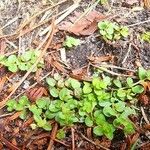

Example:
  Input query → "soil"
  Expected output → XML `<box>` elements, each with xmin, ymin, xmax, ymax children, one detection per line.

<box><xmin>0</xmin><ymin>0</ymin><xmax>150</xmax><ymax>149</ymax></box>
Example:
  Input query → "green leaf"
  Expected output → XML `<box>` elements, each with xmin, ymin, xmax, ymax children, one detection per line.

<box><xmin>21</xmin><ymin>51</ymin><xmax>33</xmax><ymax>61</ymax></box>
<box><xmin>70</xmin><ymin>78</ymin><xmax>81</xmax><ymax>89</ymax></box>
<box><xmin>94</xmin><ymin>113</ymin><xmax>106</xmax><ymax>125</ymax></box>
<box><xmin>18</xmin><ymin>62</ymin><xmax>28</xmax><ymax>71</ymax></box>
<box><xmin>132</xmin><ymin>85</ymin><xmax>144</xmax><ymax>94</ymax></box>
<box><xmin>83</xmin><ymin>83</ymin><xmax>92</xmax><ymax>94</ymax></box>
<box><xmin>127</xmin><ymin>77</ymin><xmax>133</xmax><ymax>87</ymax></box>
<box><xmin>46</xmin><ymin>77</ymin><xmax>56</xmax><ymax>87</ymax></box>
<box><xmin>54</xmin><ymin>73</ymin><xmax>61</xmax><ymax>81</ymax></box>
<box><xmin>50</xmin><ymin>87</ymin><xmax>59</xmax><ymax>98</ymax></box>
<box><xmin>138</xmin><ymin>67</ymin><xmax>147</xmax><ymax>80</ymax></box>
<box><xmin>45</xmin><ymin>110</ymin><xmax>56</xmax><ymax>119</ymax></box>
<box><xmin>103</xmin><ymin>105</ymin><xmax>117</xmax><ymax>117</ymax></box>
<box><xmin>93</xmin><ymin>126</ymin><xmax>103</xmax><ymax>136</ymax></box>
<box><xmin>57</xmin><ymin>78</ymin><xmax>64</xmax><ymax>88</ymax></box>
<box><xmin>36</xmin><ymin>97</ymin><xmax>50</xmax><ymax>109</ymax></box>
<box><xmin>146</xmin><ymin>70</ymin><xmax>150</xmax><ymax>80</ymax></box>
<box><xmin>19</xmin><ymin>96</ymin><xmax>30</xmax><ymax>106</ymax></box>
<box><xmin>103</xmin><ymin>123</ymin><xmax>115</xmax><ymax>140</ymax></box>
<box><xmin>7</xmin><ymin>55</ymin><xmax>17</xmax><ymax>63</ymax></box>
<box><xmin>29</xmin><ymin>105</ymin><xmax>42</xmax><ymax>115</ymax></box>
<box><xmin>19</xmin><ymin>109</ymin><xmax>28</xmax><ymax>120</ymax></box>
<box><xmin>85</xmin><ymin>116</ymin><xmax>93</xmax><ymax>127</ymax></box>
<box><xmin>43</xmin><ymin>122</ymin><xmax>52</xmax><ymax>131</ymax></box>
<box><xmin>64</xmin><ymin>36</ymin><xmax>80</xmax><ymax>48</ymax></box>
<box><xmin>6</xmin><ymin>99</ymin><xmax>17</xmax><ymax>111</ymax></box>
<box><xmin>59</xmin><ymin>88</ymin><xmax>71</xmax><ymax>100</ymax></box>
<box><xmin>8</xmin><ymin>64</ymin><xmax>18</xmax><ymax>72</ymax></box>
<box><xmin>56</xmin><ymin>129</ymin><xmax>66</xmax><ymax>139</ymax></box>
<box><xmin>117</xmin><ymin>89</ymin><xmax>126</xmax><ymax>99</ymax></box>
<box><xmin>120</xmin><ymin>26</ymin><xmax>129</xmax><ymax>37</ymax></box>
<box><xmin>113</xmin><ymin>79</ymin><xmax>122</xmax><ymax>88</ymax></box>
<box><xmin>114</xmin><ymin>101</ymin><xmax>125</xmax><ymax>112</ymax></box>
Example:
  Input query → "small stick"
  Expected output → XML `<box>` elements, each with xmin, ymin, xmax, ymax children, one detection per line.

<box><xmin>127</xmin><ymin>19</ymin><xmax>150</xmax><ymax>27</ymax></box>
<box><xmin>79</xmin><ymin>132</ymin><xmax>110</xmax><ymax>150</ymax></box>
<box><xmin>71</xmin><ymin>127</ymin><xmax>75</xmax><ymax>150</ymax></box>
<box><xmin>141</xmin><ymin>107</ymin><xmax>150</xmax><ymax>124</ymax></box>
<box><xmin>91</xmin><ymin>64</ymin><xmax>134</xmax><ymax>77</ymax></box>
<box><xmin>0</xmin><ymin>112</ymin><xmax>14</xmax><ymax>119</ymax></box>
<box><xmin>47</xmin><ymin>123</ymin><xmax>58</xmax><ymax>150</ymax></box>
<box><xmin>122</xmin><ymin>43</ymin><xmax>132</xmax><ymax>64</ymax></box>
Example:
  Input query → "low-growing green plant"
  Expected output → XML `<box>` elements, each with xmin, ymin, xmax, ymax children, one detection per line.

<box><xmin>141</xmin><ymin>31</ymin><xmax>150</xmax><ymax>43</ymax></box>
<box><xmin>98</xmin><ymin>20</ymin><xmax>129</xmax><ymax>41</ymax></box>
<box><xmin>0</xmin><ymin>50</ymin><xmax>44</xmax><ymax>72</ymax></box>
<box><xmin>63</xmin><ymin>36</ymin><xmax>80</xmax><ymax>48</ymax></box>
<box><xmin>99</xmin><ymin>0</ymin><xmax>108</xmax><ymax>5</ymax></box>
<box><xmin>6</xmin><ymin>68</ymin><xmax>149</xmax><ymax>139</ymax></box>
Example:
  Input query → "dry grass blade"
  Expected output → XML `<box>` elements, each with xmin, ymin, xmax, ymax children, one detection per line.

<box><xmin>0</xmin><ymin>19</ymin><xmax>55</xmax><ymax>109</ymax></box>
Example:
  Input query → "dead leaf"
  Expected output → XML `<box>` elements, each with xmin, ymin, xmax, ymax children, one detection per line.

<box><xmin>59</xmin><ymin>10</ymin><xmax>107</xmax><ymax>36</ymax></box>
<box><xmin>88</xmin><ymin>55</ymin><xmax>113</xmax><ymax>63</ymax></box>
<box><xmin>143</xmin><ymin>0</ymin><xmax>150</xmax><ymax>9</ymax></box>
<box><xmin>26</xmin><ymin>87</ymin><xmax>47</xmax><ymax>102</ymax></box>
<box><xmin>138</xmin><ymin>94</ymin><xmax>149</xmax><ymax>105</ymax></box>
<box><xmin>0</xmin><ymin>76</ymin><xmax>6</xmax><ymax>93</ymax></box>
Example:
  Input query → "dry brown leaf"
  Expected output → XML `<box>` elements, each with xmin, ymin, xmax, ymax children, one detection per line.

<box><xmin>144</xmin><ymin>0</ymin><xmax>150</xmax><ymax>9</ymax></box>
<box><xmin>88</xmin><ymin>55</ymin><xmax>113</xmax><ymax>64</ymax></box>
<box><xmin>59</xmin><ymin>10</ymin><xmax>107</xmax><ymax>35</ymax></box>
<box><xmin>26</xmin><ymin>87</ymin><xmax>47</xmax><ymax>102</ymax></box>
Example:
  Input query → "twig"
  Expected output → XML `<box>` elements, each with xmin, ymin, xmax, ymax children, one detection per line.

<box><xmin>0</xmin><ymin>19</ymin><xmax>55</xmax><ymax>109</ymax></box>
<box><xmin>0</xmin><ymin>112</ymin><xmax>14</xmax><ymax>119</ymax></box>
<box><xmin>91</xmin><ymin>64</ymin><xmax>134</xmax><ymax>77</ymax></box>
<box><xmin>47</xmin><ymin>123</ymin><xmax>58</xmax><ymax>150</ymax></box>
<box><xmin>99</xmin><ymin>64</ymin><xmax>136</xmax><ymax>72</ymax></box>
<box><xmin>127</xmin><ymin>19</ymin><xmax>150</xmax><ymax>27</ymax></box>
<box><xmin>79</xmin><ymin>132</ymin><xmax>110</xmax><ymax>150</ymax></box>
<box><xmin>122</xmin><ymin>43</ymin><xmax>132</xmax><ymax>64</ymax></box>
<box><xmin>141</xmin><ymin>107</ymin><xmax>150</xmax><ymax>124</ymax></box>
<box><xmin>71</xmin><ymin>127</ymin><xmax>75</xmax><ymax>150</ymax></box>
<box><xmin>0</xmin><ymin>17</ymin><xmax>18</xmax><ymax>30</ymax></box>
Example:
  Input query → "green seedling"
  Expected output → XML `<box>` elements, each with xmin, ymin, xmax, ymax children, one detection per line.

<box><xmin>63</xmin><ymin>36</ymin><xmax>80</xmax><ymax>48</ymax></box>
<box><xmin>6</xmin><ymin>69</ymin><xmax>148</xmax><ymax>140</ymax></box>
<box><xmin>141</xmin><ymin>31</ymin><xmax>150</xmax><ymax>43</ymax></box>
<box><xmin>98</xmin><ymin>20</ymin><xmax>129</xmax><ymax>41</ymax></box>
<box><xmin>0</xmin><ymin>50</ymin><xmax>44</xmax><ymax>73</ymax></box>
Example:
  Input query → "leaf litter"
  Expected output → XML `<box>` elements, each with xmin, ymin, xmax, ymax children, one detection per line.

<box><xmin>0</xmin><ymin>0</ymin><xmax>150</xmax><ymax>150</ymax></box>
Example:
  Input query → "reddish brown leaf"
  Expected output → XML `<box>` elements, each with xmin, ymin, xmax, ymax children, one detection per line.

<box><xmin>26</xmin><ymin>87</ymin><xmax>48</xmax><ymax>102</ymax></box>
<box><xmin>138</xmin><ymin>94</ymin><xmax>149</xmax><ymax>105</ymax></box>
<box><xmin>59</xmin><ymin>10</ymin><xmax>107</xmax><ymax>36</ymax></box>
<box><xmin>0</xmin><ymin>76</ymin><xmax>6</xmax><ymax>93</ymax></box>
<box><xmin>88</xmin><ymin>55</ymin><xmax>114</xmax><ymax>64</ymax></box>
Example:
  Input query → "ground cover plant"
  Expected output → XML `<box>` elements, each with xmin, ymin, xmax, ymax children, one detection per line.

<box><xmin>0</xmin><ymin>0</ymin><xmax>150</xmax><ymax>149</ymax></box>
<box><xmin>6</xmin><ymin>67</ymin><xmax>149</xmax><ymax>140</ymax></box>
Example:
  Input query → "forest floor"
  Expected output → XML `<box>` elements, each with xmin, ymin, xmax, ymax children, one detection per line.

<box><xmin>0</xmin><ymin>0</ymin><xmax>150</xmax><ymax>149</ymax></box>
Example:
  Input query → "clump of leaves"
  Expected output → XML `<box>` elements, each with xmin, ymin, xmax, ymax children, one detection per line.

<box><xmin>98</xmin><ymin>20</ymin><xmax>129</xmax><ymax>41</ymax></box>
<box><xmin>63</xmin><ymin>36</ymin><xmax>80</xmax><ymax>48</ymax></box>
<box><xmin>141</xmin><ymin>31</ymin><xmax>150</xmax><ymax>43</ymax></box>
<box><xmin>6</xmin><ymin>68</ymin><xmax>148</xmax><ymax>139</ymax></box>
<box><xmin>0</xmin><ymin>50</ymin><xmax>44</xmax><ymax>72</ymax></box>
